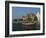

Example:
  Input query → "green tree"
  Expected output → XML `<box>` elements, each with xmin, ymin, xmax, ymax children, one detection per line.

<box><xmin>27</xmin><ymin>14</ymin><xmax>33</xmax><ymax>22</ymax></box>
<box><xmin>34</xmin><ymin>16</ymin><xmax>38</xmax><ymax>21</ymax></box>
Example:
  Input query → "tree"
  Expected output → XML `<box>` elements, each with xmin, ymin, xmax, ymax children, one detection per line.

<box><xmin>34</xmin><ymin>16</ymin><xmax>38</xmax><ymax>21</ymax></box>
<box><xmin>27</xmin><ymin>14</ymin><xmax>33</xmax><ymax>23</ymax></box>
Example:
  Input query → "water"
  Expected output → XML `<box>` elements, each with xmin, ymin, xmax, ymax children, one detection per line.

<box><xmin>12</xmin><ymin>23</ymin><xmax>40</xmax><ymax>31</ymax></box>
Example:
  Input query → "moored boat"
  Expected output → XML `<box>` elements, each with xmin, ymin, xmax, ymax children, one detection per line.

<box><xmin>22</xmin><ymin>23</ymin><xmax>35</xmax><ymax>25</ymax></box>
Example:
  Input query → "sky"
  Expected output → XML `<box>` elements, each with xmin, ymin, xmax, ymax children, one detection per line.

<box><xmin>12</xmin><ymin>7</ymin><xmax>40</xmax><ymax>19</ymax></box>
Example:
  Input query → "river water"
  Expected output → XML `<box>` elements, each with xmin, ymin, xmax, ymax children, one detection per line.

<box><xmin>12</xmin><ymin>23</ymin><xmax>40</xmax><ymax>31</ymax></box>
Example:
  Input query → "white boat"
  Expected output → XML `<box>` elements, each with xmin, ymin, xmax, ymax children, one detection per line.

<box><xmin>22</xmin><ymin>23</ymin><xmax>35</xmax><ymax>25</ymax></box>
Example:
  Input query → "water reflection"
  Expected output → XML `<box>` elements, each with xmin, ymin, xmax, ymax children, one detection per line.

<box><xmin>12</xmin><ymin>22</ymin><xmax>40</xmax><ymax>31</ymax></box>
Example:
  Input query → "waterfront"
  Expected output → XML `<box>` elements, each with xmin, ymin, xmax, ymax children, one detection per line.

<box><xmin>12</xmin><ymin>22</ymin><xmax>40</xmax><ymax>31</ymax></box>
<box><xmin>12</xmin><ymin>7</ymin><xmax>40</xmax><ymax>31</ymax></box>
